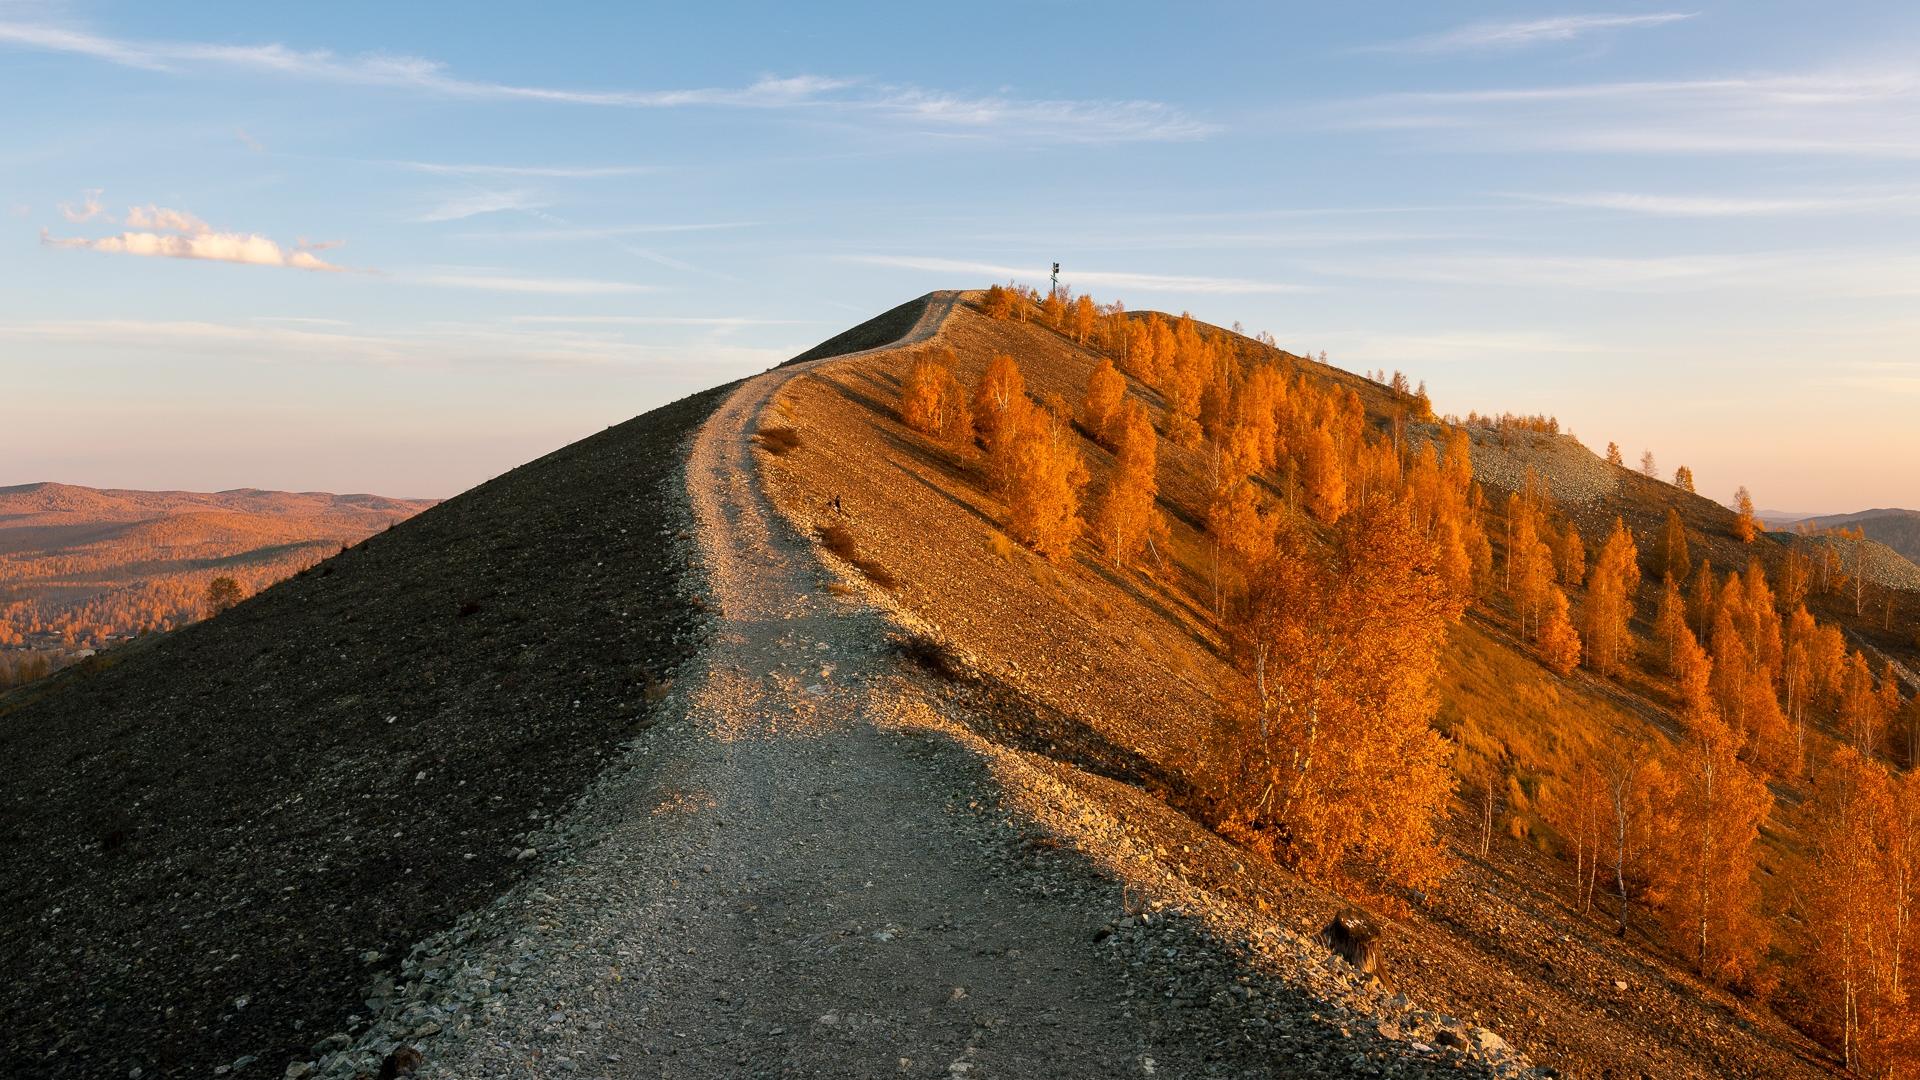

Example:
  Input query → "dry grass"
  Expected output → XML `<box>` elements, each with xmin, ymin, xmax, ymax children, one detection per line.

<box><xmin>754</xmin><ymin>426</ymin><xmax>801</xmax><ymax>456</ymax></box>
<box><xmin>816</xmin><ymin>522</ymin><xmax>900</xmax><ymax>589</ymax></box>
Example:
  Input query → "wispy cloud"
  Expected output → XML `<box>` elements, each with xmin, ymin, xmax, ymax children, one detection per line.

<box><xmin>1295</xmin><ymin>329</ymin><xmax>1614</xmax><ymax>366</ymax></box>
<box><xmin>0</xmin><ymin>317</ymin><xmax>789</xmax><ymax>370</ymax></box>
<box><xmin>398</xmin><ymin>161</ymin><xmax>656</xmax><ymax>179</ymax></box>
<box><xmin>58</xmin><ymin>188</ymin><xmax>107</xmax><ymax>223</ymax></box>
<box><xmin>0</xmin><ymin>21</ymin><xmax>1213</xmax><ymax>142</ymax></box>
<box><xmin>1322</xmin><ymin>70</ymin><xmax>1920</xmax><ymax>158</ymax></box>
<box><xmin>1506</xmin><ymin>190</ymin><xmax>1920</xmax><ymax>217</ymax></box>
<box><xmin>843</xmin><ymin>255</ymin><xmax>1312</xmax><ymax>295</ymax></box>
<box><xmin>1314</xmin><ymin>249</ymin><xmax>1920</xmax><ymax>297</ymax></box>
<box><xmin>460</xmin><ymin>221</ymin><xmax>760</xmax><ymax>241</ymax></box>
<box><xmin>43</xmin><ymin>202</ymin><xmax>346</xmax><ymax>272</ymax></box>
<box><xmin>125</xmin><ymin>204</ymin><xmax>209</xmax><ymax>232</ymax></box>
<box><xmin>509</xmin><ymin>314</ymin><xmax>818</xmax><ymax>327</ymax></box>
<box><xmin>415</xmin><ymin>190</ymin><xmax>548</xmax><ymax>223</ymax></box>
<box><xmin>411</xmin><ymin>272</ymin><xmax>656</xmax><ymax>295</ymax></box>
<box><xmin>1371</xmin><ymin>13</ymin><xmax>1696</xmax><ymax>54</ymax></box>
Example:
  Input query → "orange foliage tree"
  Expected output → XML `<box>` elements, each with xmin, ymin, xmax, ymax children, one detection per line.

<box><xmin>1733</xmin><ymin>486</ymin><xmax>1760</xmax><ymax>543</ymax></box>
<box><xmin>1207</xmin><ymin>498</ymin><xmax>1466</xmax><ymax>889</ymax></box>
<box><xmin>1068</xmin><ymin>293</ymin><xmax>1098</xmax><ymax>344</ymax></box>
<box><xmin>1091</xmin><ymin>400</ymin><xmax>1162</xmax><ymax>567</ymax></box>
<box><xmin>1798</xmin><ymin>749</ymin><xmax>1920</xmax><ymax>1075</ymax></box>
<box><xmin>1539</xmin><ymin>587</ymin><xmax>1584</xmax><ymax>676</ymax></box>
<box><xmin>999</xmin><ymin>400</ymin><xmax>1089</xmax><ymax>561</ymax></box>
<box><xmin>1582</xmin><ymin>518</ymin><xmax>1641</xmax><ymax>677</ymax></box>
<box><xmin>1081</xmin><ymin>357</ymin><xmax>1127</xmax><ymax>444</ymax></box>
<box><xmin>1657</xmin><ymin>508</ymin><xmax>1691</xmax><ymax>581</ymax></box>
<box><xmin>900</xmin><ymin>351</ymin><xmax>974</xmax><ymax>447</ymax></box>
<box><xmin>980</xmin><ymin>283</ymin><xmax>1027</xmax><ymax>321</ymax></box>
<box><xmin>1647</xmin><ymin>709</ymin><xmax>1771</xmax><ymax>988</ymax></box>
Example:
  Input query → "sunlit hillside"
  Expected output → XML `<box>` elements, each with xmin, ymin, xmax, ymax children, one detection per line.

<box><xmin>757</xmin><ymin>287</ymin><xmax>1918</xmax><ymax>1078</ymax></box>
<box><xmin>0</xmin><ymin>482</ymin><xmax>436</xmax><ymax>660</ymax></box>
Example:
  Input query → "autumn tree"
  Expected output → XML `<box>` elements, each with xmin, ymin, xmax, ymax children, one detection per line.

<box><xmin>1207</xmin><ymin>479</ymin><xmax>1273</xmax><ymax>615</ymax></box>
<box><xmin>1540</xmin><ymin>586</ymin><xmax>1584</xmax><ymax>675</ymax></box>
<box><xmin>1880</xmin><ymin>662</ymin><xmax>1911</xmax><ymax>767</ymax></box>
<box><xmin>1504</xmin><ymin>482</ymin><xmax>1555</xmax><ymax>636</ymax></box>
<box><xmin>900</xmin><ymin>351</ymin><xmax>974</xmax><ymax>447</ymax></box>
<box><xmin>206</xmin><ymin>576</ymin><xmax>243</xmax><ymax>615</ymax></box>
<box><xmin>1121</xmin><ymin>318</ymin><xmax>1157</xmax><ymax>383</ymax></box>
<box><xmin>1208</xmin><ymin>498</ymin><xmax>1466</xmax><ymax>889</ymax></box>
<box><xmin>1798</xmin><ymin>749</ymin><xmax>1920</xmax><ymax>1074</ymax></box>
<box><xmin>1655</xmin><ymin>574</ymin><xmax>1689</xmax><ymax>673</ymax></box>
<box><xmin>1081</xmin><ymin>357</ymin><xmax>1127</xmax><ymax>444</ymax></box>
<box><xmin>1647</xmin><ymin>710</ymin><xmax>1771</xmax><ymax>987</ymax></box>
<box><xmin>1582</xmin><ymin>518</ymin><xmax>1642</xmax><ymax>677</ymax></box>
<box><xmin>1301</xmin><ymin>424</ymin><xmax>1348</xmax><ymax>524</ymax></box>
<box><xmin>1674</xmin><ymin>465</ymin><xmax>1696</xmax><ymax>493</ymax></box>
<box><xmin>980</xmin><ymin>283</ymin><xmax>1026</xmax><ymax>321</ymax></box>
<box><xmin>1091</xmin><ymin>400</ymin><xmax>1162</xmax><ymax>567</ymax></box>
<box><xmin>1550</xmin><ymin>756</ymin><xmax>1612</xmax><ymax>913</ymax></box>
<box><xmin>1640</xmin><ymin>449</ymin><xmax>1659</xmax><ymax>478</ymax></box>
<box><xmin>1733</xmin><ymin>486</ymin><xmax>1760</xmax><ymax>543</ymax></box>
<box><xmin>1603</xmin><ymin>739</ymin><xmax>1663</xmax><ymax>936</ymax></box>
<box><xmin>1000</xmin><ymin>401</ymin><xmax>1089</xmax><ymax>561</ymax></box>
<box><xmin>1038</xmin><ymin>287</ymin><xmax>1066</xmax><ymax>330</ymax></box>
<box><xmin>1841</xmin><ymin>651</ymin><xmax>1888</xmax><ymax>757</ymax></box>
<box><xmin>1606</xmin><ymin>442</ymin><xmax>1625</xmax><ymax>467</ymax></box>
<box><xmin>972</xmin><ymin>353</ymin><xmax>1030</xmax><ymax>495</ymax></box>
<box><xmin>1068</xmin><ymin>293</ymin><xmax>1098</xmax><ymax>344</ymax></box>
<box><xmin>1556</xmin><ymin>523</ymin><xmax>1588</xmax><ymax>588</ymax></box>
<box><xmin>1657</xmin><ymin>508</ymin><xmax>1691</xmax><ymax>581</ymax></box>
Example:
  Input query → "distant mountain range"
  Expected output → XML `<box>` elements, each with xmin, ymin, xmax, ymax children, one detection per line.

<box><xmin>1785</xmin><ymin>508</ymin><xmax>1920</xmax><ymax>568</ymax></box>
<box><xmin>0</xmin><ymin>481</ymin><xmax>436</xmax><ymax>652</ymax></box>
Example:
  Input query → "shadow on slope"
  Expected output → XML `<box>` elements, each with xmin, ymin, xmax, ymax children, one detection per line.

<box><xmin>0</xmin><ymin>384</ymin><xmax>731</xmax><ymax>1079</ymax></box>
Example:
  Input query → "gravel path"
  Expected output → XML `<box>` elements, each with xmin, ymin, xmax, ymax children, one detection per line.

<box><xmin>305</xmin><ymin>293</ymin><xmax>1513</xmax><ymax>1079</ymax></box>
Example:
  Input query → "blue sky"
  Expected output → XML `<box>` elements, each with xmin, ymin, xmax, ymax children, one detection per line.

<box><xmin>4</xmin><ymin>2</ymin><xmax>1917</xmax><ymax>510</ymax></box>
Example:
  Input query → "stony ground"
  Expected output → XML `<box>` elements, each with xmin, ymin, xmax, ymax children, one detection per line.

<box><xmin>0</xmin><ymin>383</ymin><xmax>729</xmax><ymax>1079</ymax></box>
<box><xmin>287</xmin><ymin>294</ymin><xmax>1531</xmax><ymax>1080</ymax></box>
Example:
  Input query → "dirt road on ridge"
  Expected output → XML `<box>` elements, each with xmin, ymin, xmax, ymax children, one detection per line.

<box><xmin>405</xmin><ymin>291</ymin><xmax>1480</xmax><ymax>1078</ymax></box>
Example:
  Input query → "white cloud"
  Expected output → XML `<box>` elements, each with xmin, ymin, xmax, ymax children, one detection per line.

<box><xmin>1312</xmin><ymin>249</ymin><xmax>1920</xmax><ymax>297</ymax></box>
<box><xmin>1322</xmin><ymin>70</ymin><xmax>1920</xmax><ymax>159</ymax></box>
<box><xmin>124</xmin><ymin>204</ymin><xmax>210</xmax><ymax>232</ymax></box>
<box><xmin>0</xmin><ymin>317</ymin><xmax>793</xmax><ymax>371</ymax></box>
<box><xmin>843</xmin><ymin>255</ymin><xmax>1312</xmax><ymax>295</ymax></box>
<box><xmin>58</xmin><ymin>188</ymin><xmax>107</xmax><ymax>222</ymax></box>
<box><xmin>43</xmin><ymin>228</ymin><xmax>344</xmax><ymax>271</ymax></box>
<box><xmin>1295</xmin><ymin>329</ymin><xmax>1614</xmax><ymax>365</ymax></box>
<box><xmin>415</xmin><ymin>190</ymin><xmax>548</xmax><ymax>223</ymax></box>
<box><xmin>459</xmin><ymin>221</ymin><xmax>759</xmax><ymax>241</ymax></box>
<box><xmin>1372</xmin><ymin>13</ymin><xmax>1696</xmax><ymax>53</ymax></box>
<box><xmin>1506</xmin><ymin>190</ymin><xmax>1920</xmax><ymax>217</ymax></box>
<box><xmin>412</xmin><ymin>272</ymin><xmax>656</xmax><ymax>295</ymax></box>
<box><xmin>509</xmin><ymin>314</ymin><xmax>820</xmax><ymax>328</ymax></box>
<box><xmin>399</xmin><ymin>161</ymin><xmax>655</xmax><ymax>179</ymax></box>
<box><xmin>44</xmin><ymin>201</ymin><xmax>346</xmax><ymax>271</ymax></box>
<box><xmin>0</xmin><ymin>22</ymin><xmax>1213</xmax><ymax>142</ymax></box>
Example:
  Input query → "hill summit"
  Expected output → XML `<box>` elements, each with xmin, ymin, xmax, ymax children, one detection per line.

<box><xmin>3</xmin><ymin>289</ymin><xmax>1916</xmax><ymax>1079</ymax></box>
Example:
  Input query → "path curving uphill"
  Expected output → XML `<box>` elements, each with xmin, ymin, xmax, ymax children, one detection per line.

<box><xmin>359</xmin><ymin>291</ymin><xmax>1504</xmax><ymax>1079</ymax></box>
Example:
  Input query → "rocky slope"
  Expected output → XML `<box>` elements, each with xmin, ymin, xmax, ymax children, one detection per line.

<box><xmin>0</xmin><ymin>387</ymin><xmax>725</xmax><ymax>1078</ymax></box>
